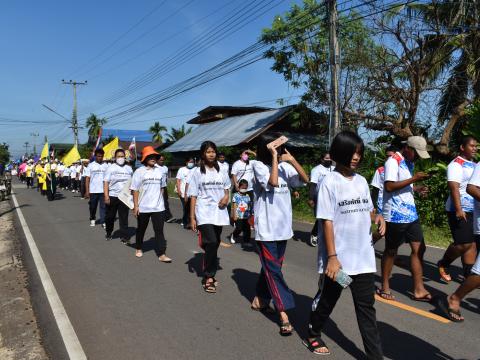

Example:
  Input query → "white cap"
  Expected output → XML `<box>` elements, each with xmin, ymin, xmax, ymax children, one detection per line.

<box><xmin>405</xmin><ymin>136</ymin><xmax>430</xmax><ymax>159</ymax></box>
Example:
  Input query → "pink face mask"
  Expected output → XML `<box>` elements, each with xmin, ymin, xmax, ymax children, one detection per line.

<box><xmin>241</xmin><ymin>154</ymin><xmax>249</xmax><ymax>161</ymax></box>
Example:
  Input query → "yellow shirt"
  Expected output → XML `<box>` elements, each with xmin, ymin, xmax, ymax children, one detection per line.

<box><xmin>36</xmin><ymin>165</ymin><xmax>45</xmax><ymax>184</ymax></box>
<box><xmin>26</xmin><ymin>165</ymin><xmax>33</xmax><ymax>177</ymax></box>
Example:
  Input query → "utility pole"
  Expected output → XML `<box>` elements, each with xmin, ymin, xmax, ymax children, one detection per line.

<box><xmin>30</xmin><ymin>132</ymin><xmax>39</xmax><ymax>156</ymax></box>
<box><xmin>24</xmin><ymin>142</ymin><xmax>30</xmax><ymax>156</ymax></box>
<box><xmin>327</xmin><ymin>0</ymin><xmax>341</xmax><ymax>144</ymax></box>
<box><xmin>62</xmin><ymin>80</ymin><xmax>87</xmax><ymax>147</ymax></box>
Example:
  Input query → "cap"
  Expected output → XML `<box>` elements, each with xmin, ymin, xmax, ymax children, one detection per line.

<box><xmin>141</xmin><ymin>146</ymin><xmax>159</xmax><ymax>162</ymax></box>
<box><xmin>405</xmin><ymin>136</ymin><xmax>431</xmax><ymax>159</ymax></box>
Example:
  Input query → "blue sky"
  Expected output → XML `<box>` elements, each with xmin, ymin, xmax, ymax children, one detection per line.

<box><xmin>0</xmin><ymin>0</ymin><xmax>305</xmax><ymax>158</ymax></box>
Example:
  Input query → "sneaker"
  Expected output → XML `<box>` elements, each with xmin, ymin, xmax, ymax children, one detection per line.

<box><xmin>165</xmin><ymin>217</ymin><xmax>175</xmax><ymax>223</ymax></box>
<box><xmin>229</xmin><ymin>235</ymin><xmax>236</xmax><ymax>244</ymax></box>
<box><xmin>309</xmin><ymin>234</ymin><xmax>318</xmax><ymax>247</ymax></box>
<box><xmin>90</xmin><ymin>220</ymin><xmax>95</xmax><ymax>227</ymax></box>
<box><xmin>105</xmin><ymin>233</ymin><xmax>112</xmax><ymax>241</ymax></box>
<box><xmin>102</xmin><ymin>223</ymin><xmax>106</xmax><ymax>229</ymax></box>
<box><xmin>121</xmin><ymin>238</ymin><xmax>130</xmax><ymax>245</ymax></box>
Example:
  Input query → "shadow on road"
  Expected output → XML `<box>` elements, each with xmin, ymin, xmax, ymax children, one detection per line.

<box><xmin>185</xmin><ymin>252</ymin><xmax>204</xmax><ymax>278</ymax></box>
<box><xmin>112</xmin><ymin>226</ymin><xmax>136</xmax><ymax>240</ymax></box>
<box><xmin>0</xmin><ymin>204</ymin><xmax>30</xmax><ymax>217</ymax></box>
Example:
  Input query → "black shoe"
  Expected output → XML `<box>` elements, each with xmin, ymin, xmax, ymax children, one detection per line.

<box><xmin>120</xmin><ymin>238</ymin><xmax>130</xmax><ymax>245</ymax></box>
<box><xmin>165</xmin><ymin>217</ymin><xmax>175</xmax><ymax>223</ymax></box>
<box><xmin>105</xmin><ymin>233</ymin><xmax>112</xmax><ymax>241</ymax></box>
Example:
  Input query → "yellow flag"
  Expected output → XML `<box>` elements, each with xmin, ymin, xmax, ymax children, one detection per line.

<box><xmin>62</xmin><ymin>146</ymin><xmax>81</xmax><ymax>166</ymax></box>
<box><xmin>40</xmin><ymin>142</ymin><xmax>49</xmax><ymax>159</ymax></box>
<box><xmin>102</xmin><ymin>137</ymin><xmax>119</xmax><ymax>160</ymax></box>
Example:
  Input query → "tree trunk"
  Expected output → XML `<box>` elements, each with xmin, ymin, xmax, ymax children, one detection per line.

<box><xmin>435</xmin><ymin>100</ymin><xmax>469</xmax><ymax>155</ymax></box>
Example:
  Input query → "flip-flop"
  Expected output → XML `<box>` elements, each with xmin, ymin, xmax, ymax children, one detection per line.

<box><xmin>439</xmin><ymin>298</ymin><xmax>464</xmax><ymax>322</ymax></box>
<box><xmin>279</xmin><ymin>322</ymin><xmax>293</xmax><ymax>336</ymax></box>
<box><xmin>376</xmin><ymin>288</ymin><xmax>395</xmax><ymax>301</ymax></box>
<box><xmin>135</xmin><ymin>251</ymin><xmax>143</xmax><ymax>258</ymax></box>
<box><xmin>411</xmin><ymin>293</ymin><xmax>432</xmax><ymax>303</ymax></box>
<box><xmin>302</xmin><ymin>337</ymin><xmax>331</xmax><ymax>356</ymax></box>
<box><xmin>437</xmin><ymin>261</ymin><xmax>452</xmax><ymax>282</ymax></box>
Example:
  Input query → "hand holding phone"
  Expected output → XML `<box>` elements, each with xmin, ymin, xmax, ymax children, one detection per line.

<box><xmin>267</xmin><ymin>135</ymin><xmax>288</xmax><ymax>150</ymax></box>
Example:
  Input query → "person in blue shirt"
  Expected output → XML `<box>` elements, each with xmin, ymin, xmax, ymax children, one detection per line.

<box><xmin>227</xmin><ymin>179</ymin><xmax>252</xmax><ymax>244</ymax></box>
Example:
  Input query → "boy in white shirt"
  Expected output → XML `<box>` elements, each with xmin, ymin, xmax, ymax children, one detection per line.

<box><xmin>85</xmin><ymin>149</ymin><xmax>108</xmax><ymax>227</ymax></box>
<box><xmin>176</xmin><ymin>157</ymin><xmax>195</xmax><ymax>229</ymax></box>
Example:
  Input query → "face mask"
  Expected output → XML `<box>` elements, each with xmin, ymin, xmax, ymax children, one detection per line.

<box><xmin>116</xmin><ymin>158</ymin><xmax>125</xmax><ymax>165</ymax></box>
<box><xmin>187</xmin><ymin>162</ymin><xmax>194</xmax><ymax>169</ymax></box>
<box><xmin>239</xmin><ymin>189</ymin><xmax>248</xmax><ymax>194</ymax></box>
<box><xmin>241</xmin><ymin>154</ymin><xmax>249</xmax><ymax>161</ymax></box>
<box><xmin>323</xmin><ymin>160</ymin><xmax>332</xmax><ymax>167</ymax></box>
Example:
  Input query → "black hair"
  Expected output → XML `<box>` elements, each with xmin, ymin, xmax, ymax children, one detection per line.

<box><xmin>199</xmin><ymin>141</ymin><xmax>219</xmax><ymax>174</ymax></box>
<box><xmin>329</xmin><ymin>130</ymin><xmax>365</xmax><ymax>167</ymax></box>
<box><xmin>238</xmin><ymin>179</ymin><xmax>248</xmax><ymax>187</ymax></box>
<box><xmin>142</xmin><ymin>154</ymin><xmax>157</xmax><ymax>165</ymax></box>
<box><xmin>385</xmin><ymin>145</ymin><xmax>398</xmax><ymax>153</ymax></box>
<box><xmin>185</xmin><ymin>157</ymin><xmax>194</xmax><ymax>164</ymax></box>
<box><xmin>256</xmin><ymin>133</ymin><xmax>285</xmax><ymax>166</ymax></box>
<box><xmin>95</xmin><ymin>148</ymin><xmax>105</xmax><ymax>155</ymax></box>
<box><xmin>114</xmin><ymin>148</ymin><xmax>125</xmax><ymax>157</ymax></box>
<box><xmin>217</xmin><ymin>152</ymin><xmax>225</xmax><ymax>157</ymax></box>
<box><xmin>158</xmin><ymin>153</ymin><xmax>165</xmax><ymax>159</ymax></box>
<box><xmin>460</xmin><ymin>135</ymin><xmax>477</xmax><ymax>148</ymax></box>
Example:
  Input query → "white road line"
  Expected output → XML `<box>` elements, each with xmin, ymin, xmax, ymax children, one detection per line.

<box><xmin>11</xmin><ymin>192</ymin><xmax>87</xmax><ymax>360</ymax></box>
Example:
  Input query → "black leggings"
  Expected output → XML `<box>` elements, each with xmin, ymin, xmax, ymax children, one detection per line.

<box><xmin>198</xmin><ymin>224</ymin><xmax>222</xmax><ymax>278</ymax></box>
<box><xmin>136</xmin><ymin>211</ymin><xmax>166</xmax><ymax>255</ymax></box>
<box><xmin>105</xmin><ymin>197</ymin><xmax>129</xmax><ymax>237</ymax></box>
<box><xmin>309</xmin><ymin>273</ymin><xmax>383</xmax><ymax>360</ymax></box>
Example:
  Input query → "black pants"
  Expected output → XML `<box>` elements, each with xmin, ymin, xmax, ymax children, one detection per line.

<box><xmin>180</xmin><ymin>197</ymin><xmax>190</xmax><ymax>227</ymax></box>
<box><xmin>232</xmin><ymin>218</ymin><xmax>251</xmax><ymax>242</ymax></box>
<box><xmin>46</xmin><ymin>176</ymin><xmax>56</xmax><ymax>201</ymax></box>
<box><xmin>63</xmin><ymin>176</ymin><xmax>70</xmax><ymax>190</ymax></box>
<box><xmin>105</xmin><ymin>197</ymin><xmax>129</xmax><ymax>237</ymax></box>
<box><xmin>309</xmin><ymin>273</ymin><xmax>383</xmax><ymax>360</ymax></box>
<box><xmin>89</xmin><ymin>193</ymin><xmax>105</xmax><ymax>222</ymax></box>
<box><xmin>163</xmin><ymin>189</ymin><xmax>172</xmax><ymax>219</ymax></box>
<box><xmin>198</xmin><ymin>224</ymin><xmax>222</xmax><ymax>278</ymax></box>
<box><xmin>80</xmin><ymin>177</ymin><xmax>86</xmax><ymax>198</ymax></box>
<box><xmin>26</xmin><ymin>177</ymin><xmax>33</xmax><ymax>188</ymax></box>
<box><xmin>136</xmin><ymin>211</ymin><xmax>166</xmax><ymax>255</ymax></box>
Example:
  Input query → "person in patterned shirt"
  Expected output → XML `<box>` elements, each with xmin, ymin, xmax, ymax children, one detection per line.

<box><xmin>227</xmin><ymin>179</ymin><xmax>251</xmax><ymax>244</ymax></box>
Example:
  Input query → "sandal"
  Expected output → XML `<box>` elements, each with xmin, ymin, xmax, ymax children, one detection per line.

<box><xmin>411</xmin><ymin>293</ymin><xmax>432</xmax><ymax>303</ymax></box>
<box><xmin>439</xmin><ymin>298</ymin><xmax>464</xmax><ymax>322</ymax></box>
<box><xmin>437</xmin><ymin>261</ymin><xmax>452</xmax><ymax>282</ymax></box>
<box><xmin>135</xmin><ymin>250</ymin><xmax>143</xmax><ymax>258</ymax></box>
<box><xmin>376</xmin><ymin>288</ymin><xmax>395</xmax><ymax>301</ymax></box>
<box><xmin>203</xmin><ymin>278</ymin><xmax>216</xmax><ymax>293</ymax></box>
<box><xmin>303</xmin><ymin>337</ymin><xmax>330</xmax><ymax>355</ymax></box>
<box><xmin>279</xmin><ymin>322</ymin><xmax>293</xmax><ymax>336</ymax></box>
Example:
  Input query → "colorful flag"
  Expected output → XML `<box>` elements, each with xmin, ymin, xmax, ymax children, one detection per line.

<box><xmin>91</xmin><ymin>128</ymin><xmax>103</xmax><ymax>159</ymax></box>
<box><xmin>62</xmin><ymin>146</ymin><xmax>81</xmax><ymax>166</ymax></box>
<box><xmin>40</xmin><ymin>142</ymin><xmax>49</xmax><ymax>159</ymax></box>
<box><xmin>128</xmin><ymin>137</ymin><xmax>136</xmax><ymax>161</ymax></box>
<box><xmin>102</xmin><ymin>137</ymin><xmax>119</xmax><ymax>160</ymax></box>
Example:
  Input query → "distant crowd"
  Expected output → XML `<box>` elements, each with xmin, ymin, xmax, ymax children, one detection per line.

<box><xmin>8</xmin><ymin>131</ymin><xmax>480</xmax><ymax>359</ymax></box>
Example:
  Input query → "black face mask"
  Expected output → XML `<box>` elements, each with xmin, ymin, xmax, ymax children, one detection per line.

<box><xmin>322</xmin><ymin>160</ymin><xmax>332</xmax><ymax>168</ymax></box>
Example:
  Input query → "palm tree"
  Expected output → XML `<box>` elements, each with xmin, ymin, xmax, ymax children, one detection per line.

<box><xmin>86</xmin><ymin>114</ymin><xmax>107</xmax><ymax>144</ymax></box>
<box><xmin>149</xmin><ymin>122</ymin><xmax>167</xmax><ymax>144</ymax></box>
<box><xmin>165</xmin><ymin>124</ymin><xmax>193</xmax><ymax>142</ymax></box>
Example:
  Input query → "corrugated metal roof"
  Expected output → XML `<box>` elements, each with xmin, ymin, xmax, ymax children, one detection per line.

<box><xmin>164</xmin><ymin>107</ymin><xmax>292</xmax><ymax>153</ymax></box>
<box><xmin>102</xmin><ymin>129</ymin><xmax>151</xmax><ymax>142</ymax></box>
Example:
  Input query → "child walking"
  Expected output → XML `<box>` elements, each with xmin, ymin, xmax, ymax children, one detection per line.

<box><xmin>304</xmin><ymin>131</ymin><xmax>385</xmax><ymax>359</ymax></box>
<box><xmin>189</xmin><ymin>141</ymin><xmax>231</xmax><ymax>293</ymax></box>
<box><xmin>228</xmin><ymin>179</ymin><xmax>252</xmax><ymax>244</ymax></box>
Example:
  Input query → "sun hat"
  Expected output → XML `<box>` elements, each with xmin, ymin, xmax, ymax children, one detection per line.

<box><xmin>405</xmin><ymin>136</ymin><xmax>431</xmax><ymax>159</ymax></box>
<box><xmin>141</xmin><ymin>146</ymin><xmax>160</xmax><ymax>162</ymax></box>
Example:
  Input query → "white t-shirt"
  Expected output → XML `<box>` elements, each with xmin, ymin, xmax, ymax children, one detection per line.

<box><xmin>232</xmin><ymin>160</ymin><xmax>254</xmax><ymax>191</ymax></box>
<box><xmin>316</xmin><ymin>171</ymin><xmax>376</xmax><ymax>275</ymax></box>
<box><xmin>187</xmin><ymin>167</ymin><xmax>231</xmax><ymax>226</ymax></box>
<box><xmin>155</xmin><ymin>164</ymin><xmax>169</xmax><ymax>188</ymax></box>
<box><xmin>218</xmin><ymin>161</ymin><xmax>230</xmax><ymax>177</ymax></box>
<box><xmin>104</xmin><ymin>164</ymin><xmax>133</xmax><ymax>197</ymax></box>
<box><xmin>176</xmin><ymin>166</ymin><xmax>194</xmax><ymax>197</ymax></box>
<box><xmin>310</xmin><ymin>164</ymin><xmax>334</xmax><ymax>185</ymax></box>
<box><xmin>130</xmin><ymin>166</ymin><xmax>166</xmax><ymax>213</ymax></box>
<box><xmin>252</xmin><ymin>160</ymin><xmax>305</xmax><ymax>241</ymax></box>
<box><xmin>81</xmin><ymin>166</ymin><xmax>88</xmax><ymax>178</ymax></box>
<box><xmin>63</xmin><ymin>167</ymin><xmax>71</xmax><ymax>177</ymax></box>
<box><xmin>57</xmin><ymin>164</ymin><xmax>65</xmax><ymax>175</ymax></box>
<box><xmin>371</xmin><ymin>166</ymin><xmax>385</xmax><ymax>212</ymax></box>
<box><xmin>382</xmin><ymin>152</ymin><xmax>418</xmax><ymax>223</ymax></box>
<box><xmin>467</xmin><ymin>163</ymin><xmax>480</xmax><ymax>234</ymax></box>
<box><xmin>69</xmin><ymin>166</ymin><xmax>77</xmax><ymax>178</ymax></box>
<box><xmin>85</xmin><ymin>161</ymin><xmax>108</xmax><ymax>194</ymax></box>
<box><xmin>445</xmin><ymin>156</ymin><xmax>475</xmax><ymax>212</ymax></box>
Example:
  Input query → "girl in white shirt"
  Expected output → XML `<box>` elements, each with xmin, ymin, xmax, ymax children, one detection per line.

<box><xmin>189</xmin><ymin>141</ymin><xmax>230</xmax><ymax>293</ymax></box>
<box><xmin>176</xmin><ymin>157</ymin><xmax>195</xmax><ymax>229</ymax></box>
<box><xmin>304</xmin><ymin>131</ymin><xmax>385</xmax><ymax>358</ymax></box>
<box><xmin>250</xmin><ymin>135</ymin><xmax>308</xmax><ymax>336</ymax></box>
<box><xmin>130</xmin><ymin>146</ymin><xmax>171</xmax><ymax>263</ymax></box>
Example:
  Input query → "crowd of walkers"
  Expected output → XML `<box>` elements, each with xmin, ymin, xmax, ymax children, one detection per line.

<box><xmin>11</xmin><ymin>131</ymin><xmax>480</xmax><ymax>359</ymax></box>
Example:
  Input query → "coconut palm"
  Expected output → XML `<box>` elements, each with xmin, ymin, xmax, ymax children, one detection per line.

<box><xmin>86</xmin><ymin>114</ymin><xmax>107</xmax><ymax>144</ymax></box>
<box><xmin>149</xmin><ymin>122</ymin><xmax>167</xmax><ymax>144</ymax></box>
<box><xmin>165</xmin><ymin>125</ymin><xmax>193</xmax><ymax>142</ymax></box>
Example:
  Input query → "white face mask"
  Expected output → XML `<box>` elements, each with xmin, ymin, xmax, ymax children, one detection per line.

<box><xmin>116</xmin><ymin>158</ymin><xmax>126</xmax><ymax>165</ymax></box>
<box><xmin>187</xmin><ymin>162</ymin><xmax>194</xmax><ymax>169</ymax></box>
<box><xmin>239</xmin><ymin>189</ymin><xmax>248</xmax><ymax>194</ymax></box>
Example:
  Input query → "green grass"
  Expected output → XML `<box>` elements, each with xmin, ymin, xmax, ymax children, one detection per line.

<box><xmin>422</xmin><ymin>225</ymin><xmax>451</xmax><ymax>249</ymax></box>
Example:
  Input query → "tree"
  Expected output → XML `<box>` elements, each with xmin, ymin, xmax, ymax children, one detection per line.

<box><xmin>0</xmin><ymin>143</ymin><xmax>10</xmax><ymax>165</ymax></box>
<box><xmin>165</xmin><ymin>124</ymin><xmax>193</xmax><ymax>142</ymax></box>
<box><xmin>86</xmin><ymin>114</ymin><xmax>107</xmax><ymax>144</ymax></box>
<box><xmin>149</xmin><ymin>122</ymin><xmax>167</xmax><ymax>144</ymax></box>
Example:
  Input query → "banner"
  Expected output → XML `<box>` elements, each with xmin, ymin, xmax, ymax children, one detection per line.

<box><xmin>62</xmin><ymin>146</ymin><xmax>81</xmax><ymax>166</ymax></box>
<box><xmin>91</xmin><ymin>128</ymin><xmax>103</xmax><ymax>160</ymax></box>
<box><xmin>102</xmin><ymin>137</ymin><xmax>119</xmax><ymax>160</ymax></box>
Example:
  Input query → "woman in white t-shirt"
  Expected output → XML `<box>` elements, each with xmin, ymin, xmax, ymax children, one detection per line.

<box><xmin>304</xmin><ymin>131</ymin><xmax>385</xmax><ymax>358</ymax></box>
<box><xmin>250</xmin><ymin>135</ymin><xmax>308</xmax><ymax>336</ymax></box>
<box><xmin>189</xmin><ymin>141</ymin><xmax>230</xmax><ymax>293</ymax></box>
<box><xmin>176</xmin><ymin>157</ymin><xmax>195</xmax><ymax>229</ymax></box>
<box><xmin>130</xmin><ymin>146</ymin><xmax>171</xmax><ymax>263</ymax></box>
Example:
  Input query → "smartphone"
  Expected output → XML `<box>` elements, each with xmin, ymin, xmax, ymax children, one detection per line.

<box><xmin>335</xmin><ymin>269</ymin><xmax>353</xmax><ymax>288</ymax></box>
<box><xmin>267</xmin><ymin>135</ymin><xmax>288</xmax><ymax>150</ymax></box>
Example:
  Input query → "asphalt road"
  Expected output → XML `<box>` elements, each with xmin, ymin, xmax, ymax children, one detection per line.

<box><xmin>11</xmin><ymin>182</ymin><xmax>480</xmax><ymax>360</ymax></box>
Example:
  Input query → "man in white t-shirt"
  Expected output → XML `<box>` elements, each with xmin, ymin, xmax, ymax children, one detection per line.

<box><xmin>370</xmin><ymin>146</ymin><xmax>397</xmax><ymax>214</ymax></box>
<box><xmin>231</xmin><ymin>150</ymin><xmax>256</xmax><ymax>193</ymax></box>
<box><xmin>85</xmin><ymin>149</ymin><xmax>108</xmax><ymax>227</ymax></box>
<box><xmin>308</xmin><ymin>153</ymin><xmax>334</xmax><ymax>247</ymax></box>
<box><xmin>379</xmin><ymin>136</ymin><xmax>431</xmax><ymax>302</ymax></box>
<box><xmin>217</xmin><ymin>152</ymin><xmax>230</xmax><ymax>178</ymax></box>
<box><xmin>156</xmin><ymin>154</ymin><xmax>173</xmax><ymax>222</ymax></box>
<box><xmin>176</xmin><ymin>157</ymin><xmax>196</xmax><ymax>228</ymax></box>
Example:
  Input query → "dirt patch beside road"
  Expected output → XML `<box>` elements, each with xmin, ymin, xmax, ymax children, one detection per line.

<box><xmin>0</xmin><ymin>199</ymin><xmax>48</xmax><ymax>360</ymax></box>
